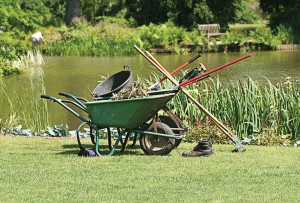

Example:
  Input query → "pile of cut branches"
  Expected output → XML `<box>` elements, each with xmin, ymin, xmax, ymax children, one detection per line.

<box><xmin>111</xmin><ymin>78</ymin><xmax>149</xmax><ymax>100</ymax></box>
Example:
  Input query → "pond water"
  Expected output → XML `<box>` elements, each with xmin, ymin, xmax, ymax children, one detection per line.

<box><xmin>1</xmin><ymin>50</ymin><xmax>300</xmax><ymax>129</ymax></box>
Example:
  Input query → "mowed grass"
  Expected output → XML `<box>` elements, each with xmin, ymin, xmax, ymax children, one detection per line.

<box><xmin>0</xmin><ymin>136</ymin><xmax>299</xmax><ymax>203</ymax></box>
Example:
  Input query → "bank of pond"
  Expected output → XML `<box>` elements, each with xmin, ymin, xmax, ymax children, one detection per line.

<box><xmin>0</xmin><ymin>21</ymin><xmax>296</xmax><ymax>77</ymax></box>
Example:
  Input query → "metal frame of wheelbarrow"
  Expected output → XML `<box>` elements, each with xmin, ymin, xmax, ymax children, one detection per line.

<box><xmin>41</xmin><ymin>93</ymin><xmax>183</xmax><ymax>156</ymax></box>
<box><xmin>134</xmin><ymin>45</ymin><xmax>252</xmax><ymax>152</ymax></box>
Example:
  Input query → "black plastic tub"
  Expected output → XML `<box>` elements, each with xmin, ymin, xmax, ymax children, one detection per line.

<box><xmin>92</xmin><ymin>68</ymin><xmax>134</xmax><ymax>98</ymax></box>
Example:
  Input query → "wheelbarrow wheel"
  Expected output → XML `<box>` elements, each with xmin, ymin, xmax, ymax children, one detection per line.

<box><xmin>158</xmin><ymin>115</ymin><xmax>182</xmax><ymax>148</ymax></box>
<box><xmin>140</xmin><ymin>122</ymin><xmax>175</xmax><ymax>155</ymax></box>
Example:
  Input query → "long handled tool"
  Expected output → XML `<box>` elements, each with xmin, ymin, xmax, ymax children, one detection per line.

<box><xmin>180</xmin><ymin>53</ymin><xmax>252</xmax><ymax>87</ymax></box>
<box><xmin>148</xmin><ymin>53</ymin><xmax>201</xmax><ymax>90</ymax></box>
<box><xmin>134</xmin><ymin>45</ymin><xmax>248</xmax><ymax>152</ymax></box>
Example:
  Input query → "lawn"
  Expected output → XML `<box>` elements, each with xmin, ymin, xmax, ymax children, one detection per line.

<box><xmin>0</xmin><ymin>135</ymin><xmax>299</xmax><ymax>203</ymax></box>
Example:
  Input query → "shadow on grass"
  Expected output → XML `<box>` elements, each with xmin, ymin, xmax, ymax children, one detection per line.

<box><xmin>57</xmin><ymin>142</ymin><xmax>144</xmax><ymax>156</ymax></box>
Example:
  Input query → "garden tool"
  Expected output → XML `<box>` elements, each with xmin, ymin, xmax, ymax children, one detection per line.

<box><xmin>134</xmin><ymin>45</ymin><xmax>250</xmax><ymax>152</ymax></box>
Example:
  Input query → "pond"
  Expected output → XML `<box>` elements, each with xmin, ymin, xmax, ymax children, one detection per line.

<box><xmin>1</xmin><ymin>50</ymin><xmax>300</xmax><ymax>130</ymax></box>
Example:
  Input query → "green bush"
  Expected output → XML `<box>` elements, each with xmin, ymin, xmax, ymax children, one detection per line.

<box><xmin>0</xmin><ymin>57</ymin><xmax>23</xmax><ymax>77</ymax></box>
<box><xmin>250</xmin><ymin>26</ymin><xmax>281</xmax><ymax>50</ymax></box>
<box><xmin>276</xmin><ymin>24</ymin><xmax>295</xmax><ymax>44</ymax></box>
<box><xmin>138</xmin><ymin>22</ymin><xmax>186</xmax><ymax>49</ymax></box>
<box><xmin>43</xmin><ymin>19</ymin><xmax>143</xmax><ymax>56</ymax></box>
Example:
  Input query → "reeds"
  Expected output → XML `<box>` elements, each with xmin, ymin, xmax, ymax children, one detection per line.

<box><xmin>154</xmin><ymin>75</ymin><xmax>300</xmax><ymax>140</ymax></box>
<box><xmin>0</xmin><ymin>65</ymin><xmax>50</xmax><ymax>135</ymax></box>
<box><xmin>12</xmin><ymin>50</ymin><xmax>45</xmax><ymax>69</ymax></box>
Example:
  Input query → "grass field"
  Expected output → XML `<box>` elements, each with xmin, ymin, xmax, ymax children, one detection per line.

<box><xmin>0</xmin><ymin>135</ymin><xmax>299</xmax><ymax>203</ymax></box>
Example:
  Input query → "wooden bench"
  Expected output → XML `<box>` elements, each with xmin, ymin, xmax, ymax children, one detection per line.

<box><xmin>197</xmin><ymin>24</ymin><xmax>224</xmax><ymax>39</ymax></box>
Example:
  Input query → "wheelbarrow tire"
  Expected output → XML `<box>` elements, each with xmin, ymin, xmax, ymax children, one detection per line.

<box><xmin>158</xmin><ymin>115</ymin><xmax>182</xmax><ymax>148</ymax></box>
<box><xmin>140</xmin><ymin>122</ymin><xmax>175</xmax><ymax>155</ymax></box>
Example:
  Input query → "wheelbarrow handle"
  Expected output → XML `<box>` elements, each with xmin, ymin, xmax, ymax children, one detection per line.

<box><xmin>41</xmin><ymin>94</ymin><xmax>90</xmax><ymax>124</ymax></box>
<box><xmin>58</xmin><ymin>92</ymin><xmax>69</xmax><ymax>97</ymax></box>
<box><xmin>41</xmin><ymin>94</ymin><xmax>52</xmax><ymax>100</ymax></box>
<box><xmin>59</xmin><ymin>92</ymin><xmax>89</xmax><ymax>102</ymax></box>
<box><xmin>58</xmin><ymin>92</ymin><xmax>87</xmax><ymax>110</ymax></box>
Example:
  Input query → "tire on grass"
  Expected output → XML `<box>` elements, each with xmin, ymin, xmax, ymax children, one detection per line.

<box><xmin>140</xmin><ymin>122</ymin><xmax>175</xmax><ymax>155</ymax></box>
<box><xmin>158</xmin><ymin>115</ymin><xmax>183</xmax><ymax>148</ymax></box>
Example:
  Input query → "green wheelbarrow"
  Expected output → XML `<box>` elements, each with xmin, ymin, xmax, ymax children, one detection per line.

<box><xmin>41</xmin><ymin>92</ymin><xmax>184</xmax><ymax>156</ymax></box>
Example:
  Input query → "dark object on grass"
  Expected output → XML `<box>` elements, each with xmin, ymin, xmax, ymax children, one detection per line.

<box><xmin>182</xmin><ymin>140</ymin><xmax>213</xmax><ymax>157</ymax></box>
<box><xmin>78</xmin><ymin>149</ymin><xmax>96</xmax><ymax>157</ymax></box>
<box><xmin>93</xmin><ymin>66</ymin><xmax>134</xmax><ymax>98</ymax></box>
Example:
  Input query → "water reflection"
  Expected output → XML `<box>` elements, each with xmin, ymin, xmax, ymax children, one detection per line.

<box><xmin>1</xmin><ymin>51</ymin><xmax>300</xmax><ymax>129</ymax></box>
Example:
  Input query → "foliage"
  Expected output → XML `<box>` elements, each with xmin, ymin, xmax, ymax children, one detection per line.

<box><xmin>259</xmin><ymin>0</ymin><xmax>300</xmax><ymax>43</ymax></box>
<box><xmin>0</xmin><ymin>58</ymin><xmax>23</xmax><ymax>77</ymax></box>
<box><xmin>221</xmin><ymin>30</ymin><xmax>251</xmax><ymax>52</ymax></box>
<box><xmin>0</xmin><ymin>1</ymin><xmax>50</xmax><ymax>76</ymax></box>
<box><xmin>40</xmin><ymin>124</ymin><xmax>69</xmax><ymax>137</ymax></box>
<box><xmin>249</xmin><ymin>26</ymin><xmax>281</xmax><ymax>49</ymax></box>
<box><xmin>161</xmin><ymin>75</ymin><xmax>300</xmax><ymax>142</ymax></box>
<box><xmin>43</xmin><ymin>19</ymin><xmax>142</xmax><ymax>56</ymax></box>
<box><xmin>111</xmin><ymin>78</ymin><xmax>149</xmax><ymax>100</ymax></box>
<box><xmin>0</xmin><ymin>33</ymin><xmax>28</xmax><ymax>60</ymax></box>
<box><xmin>138</xmin><ymin>22</ymin><xmax>186</xmax><ymax>49</ymax></box>
<box><xmin>0</xmin><ymin>1</ymin><xmax>52</xmax><ymax>39</ymax></box>
<box><xmin>81</xmin><ymin>0</ymin><xmax>124</xmax><ymax>23</ymax></box>
<box><xmin>125</xmin><ymin>0</ymin><xmax>239</xmax><ymax>30</ymax></box>
<box><xmin>234</xmin><ymin>0</ymin><xmax>261</xmax><ymax>24</ymax></box>
<box><xmin>185</xmin><ymin>124</ymin><xmax>232</xmax><ymax>144</ymax></box>
<box><xmin>276</xmin><ymin>24</ymin><xmax>295</xmax><ymax>44</ymax></box>
<box><xmin>70</xmin><ymin>16</ymin><xmax>91</xmax><ymax>30</ymax></box>
<box><xmin>184</xmin><ymin>30</ymin><xmax>205</xmax><ymax>52</ymax></box>
<box><xmin>0</xmin><ymin>68</ymin><xmax>50</xmax><ymax>134</ymax></box>
<box><xmin>42</xmin><ymin>20</ymin><xmax>290</xmax><ymax>56</ymax></box>
<box><xmin>0</xmin><ymin>113</ymin><xmax>20</xmax><ymax>135</ymax></box>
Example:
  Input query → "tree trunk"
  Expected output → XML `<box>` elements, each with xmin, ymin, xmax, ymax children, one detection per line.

<box><xmin>66</xmin><ymin>0</ymin><xmax>80</xmax><ymax>26</ymax></box>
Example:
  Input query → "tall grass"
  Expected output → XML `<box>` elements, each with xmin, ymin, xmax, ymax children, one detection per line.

<box><xmin>17</xmin><ymin>68</ymin><xmax>50</xmax><ymax>133</ymax></box>
<box><xmin>154</xmin><ymin>74</ymin><xmax>300</xmax><ymax>140</ymax></box>
<box><xmin>12</xmin><ymin>50</ymin><xmax>45</xmax><ymax>68</ymax></box>
<box><xmin>0</xmin><ymin>51</ymin><xmax>50</xmax><ymax>135</ymax></box>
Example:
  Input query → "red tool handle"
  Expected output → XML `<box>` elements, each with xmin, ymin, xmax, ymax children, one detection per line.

<box><xmin>159</xmin><ymin>53</ymin><xmax>201</xmax><ymax>83</ymax></box>
<box><xmin>180</xmin><ymin>53</ymin><xmax>252</xmax><ymax>87</ymax></box>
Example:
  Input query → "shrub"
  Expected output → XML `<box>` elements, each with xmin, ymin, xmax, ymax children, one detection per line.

<box><xmin>138</xmin><ymin>22</ymin><xmax>186</xmax><ymax>49</ymax></box>
<box><xmin>250</xmin><ymin>26</ymin><xmax>281</xmax><ymax>50</ymax></box>
<box><xmin>276</xmin><ymin>24</ymin><xmax>295</xmax><ymax>44</ymax></box>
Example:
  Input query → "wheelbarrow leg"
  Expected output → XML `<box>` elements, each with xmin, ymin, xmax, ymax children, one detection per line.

<box><xmin>131</xmin><ymin>133</ymin><xmax>138</xmax><ymax>147</ymax></box>
<box><xmin>107</xmin><ymin>128</ymin><xmax>112</xmax><ymax>150</ymax></box>
<box><xmin>90</xmin><ymin>126</ymin><xmax>95</xmax><ymax>145</ymax></box>
<box><xmin>95</xmin><ymin>127</ymin><xmax>123</xmax><ymax>156</ymax></box>
<box><xmin>120</xmin><ymin>132</ymin><xmax>130</xmax><ymax>152</ymax></box>
<box><xmin>117</xmin><ymin>128</ymin><xmax>124</xmax><ymax>145</ymax></box>
<box><xmin>76</xmin><ymin>122</ymin><xmax>87</xmax><ymax>151</ymax></box>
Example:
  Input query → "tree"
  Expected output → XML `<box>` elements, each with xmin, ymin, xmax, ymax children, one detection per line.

<box><xmin>259</xmin><ymin>0</ymin><xmax>300</xmax><ymax>42</ymax></box>
<box><xmin>81</xmin><ymin>0</ymin><xmax>124</xmax><ymax>22</ymax></box>
<box><xmin>66</xmin><ymin>0</ymin><xmax>80</xmax><ymax>26</ymax></box>
<box><xmin>124</xmin><ymin>0</ymin><xmax>239</xmax><ymax>30</ymax></box>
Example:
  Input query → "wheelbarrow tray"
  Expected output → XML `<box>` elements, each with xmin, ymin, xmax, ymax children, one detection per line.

<box><xmin>85</xmin><ymin>93</ymin><xmax>175</xmax><ymax>129</ymax></box>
